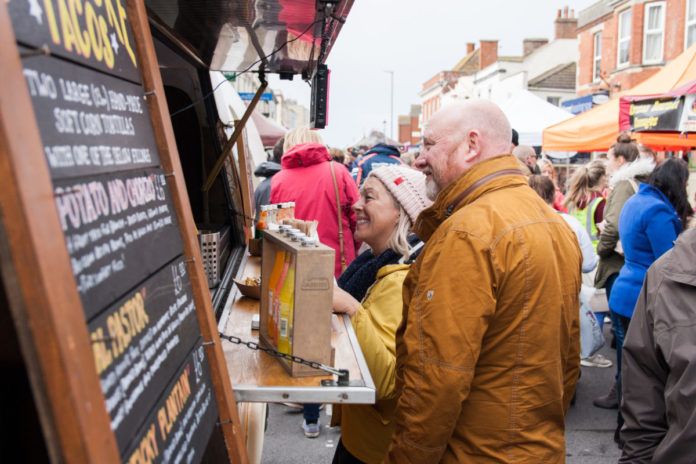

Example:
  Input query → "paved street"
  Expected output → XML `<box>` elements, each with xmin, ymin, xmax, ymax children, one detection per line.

<box><xmin>260</xmin><ymin>323</ymin><xmax>622</xmax><ymax>464</ymax></box>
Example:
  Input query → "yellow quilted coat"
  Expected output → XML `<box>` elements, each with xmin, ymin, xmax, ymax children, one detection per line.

<box><xmin>385</xmin><ymin>155</ymin><xmax>582</xmax><ymax>463</ymax></box>
<box><xmin>334</xmin><ymin>263</ymin><xmax>409</xmax><ymax>463</ymax></box>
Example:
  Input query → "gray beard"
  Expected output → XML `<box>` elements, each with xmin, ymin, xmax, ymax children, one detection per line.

<box><xmin>426</xmin><ymin>179</ymin><xmax>440</xmax><ymax>201</ymax></box>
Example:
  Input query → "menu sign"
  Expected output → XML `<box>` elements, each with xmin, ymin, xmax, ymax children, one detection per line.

<box><xmin>8</xmin><ymin>1</ymin><xmax>226</xmax><ymax>461</ymax></box>
<box><xmin>123</xmin><ymin>341</ymin><xmax>219</xmax><ymax>464</ymax></box>
<box><xmin>89</xmin><ymin>256</ymin><xmax>201</xmax><ymax>452</ymax></box>
<box><xmin>628</xmin><ymin>97</ymin><xmax>685</xmax><ymax>132</ymax></box>
<box><xmin>21</xmin><ymin>52</ymin><xmax>160</xmax><ymax>180</ymax></box>
<box><xmin>54</xmin><ymin>168</ymin><xmax>183</xmax><ymax>319</ymax></box>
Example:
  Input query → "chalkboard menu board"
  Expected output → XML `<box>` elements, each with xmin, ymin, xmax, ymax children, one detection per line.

<box><xmin>2</xmin><ymin>1</ymin><xmax>240</xmax><ymax>462</ymax></box>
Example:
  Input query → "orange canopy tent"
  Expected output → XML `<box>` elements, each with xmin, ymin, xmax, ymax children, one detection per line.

<box><xmin>543</xmin><ymin>43</ymin><xmax>696</xmax><ymax>151</ymax></box>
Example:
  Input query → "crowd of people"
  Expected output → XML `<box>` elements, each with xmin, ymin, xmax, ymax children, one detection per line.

<box><xmin>254</xmin><ymin>99</ymin><xmax>694</xmax><ymax>463</ymax></box>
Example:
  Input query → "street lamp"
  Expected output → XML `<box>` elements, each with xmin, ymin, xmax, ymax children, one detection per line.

<box><xmin>384</xmin><ymin>70</ymin><xmax>394</xmax><ymax>139</ymax></box>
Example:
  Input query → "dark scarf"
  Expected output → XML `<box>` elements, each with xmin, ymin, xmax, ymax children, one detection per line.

<box><xmin>337</xmin><ymin>235</ymin><xmax>422</xmax><ymax>302</ymax></box>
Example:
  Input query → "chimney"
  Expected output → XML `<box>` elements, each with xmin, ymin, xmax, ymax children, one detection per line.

<box><xmin>555</xmin><ymin>5</ymin><xmax>578</xmax><ymax>39</ymax></box>
<box><xmin>479</xmin><ymin>40</ymin><xmax>498</xmax><ymax>70</ymax></box>
<box><xmin>523</xmin><ymin>38</ymin><xmax>549</xmax><ymax>56</ymax></box>
<box><xmin>466</xmin><ymin>42</ymin><xmax>475</xmax><ymax>54</ymax></box>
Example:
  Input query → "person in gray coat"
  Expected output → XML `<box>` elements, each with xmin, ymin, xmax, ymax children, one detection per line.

<box><xmin>620</xmin><ymin>227</ymin><xmax>696</xmax><ymax>463</ymax></box>
<box><xmin>253</xmin><ymin>137</ymin><xmax>283</xmax><ymax>219</ymax></box>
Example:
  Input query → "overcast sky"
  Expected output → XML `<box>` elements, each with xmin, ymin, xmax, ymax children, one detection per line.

<box><xmin>269</xmin><ymin>0</ymin><xmax>598</xmax><ymax>148</ymax></box>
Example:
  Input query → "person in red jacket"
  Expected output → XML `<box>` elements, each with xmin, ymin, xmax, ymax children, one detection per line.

<box><xmin>271</xmin><ymin>139</ymin><xmax>360</xmax><ymax>279</ymax></box>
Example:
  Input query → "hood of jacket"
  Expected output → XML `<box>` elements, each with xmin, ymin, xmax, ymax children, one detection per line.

<box><xmin>366</xmin><ymin>143</ymin><xmax>400</xmax><ymax>158</ymax></box>
<box><xmin>253</xmin><ymin>160</ymin><xmax>281</xmax><ymax>178</ymax></box>
<box><xmin>280</xmin><ymin>142</ymin><xmax>331</xmax><ymax>169</ymax></box>
<box><xmin>663</xmin><ymin>227</ymin><xmax>696</xmax><ymax>286</ymax></box>
<box><xmin>413</xmin><ymin>154</ymin><xmax>526</xmax><ymax>241</ymax></box>
<box><xmin>609</xmin><ymin>157</ymin><xmax>655</xmax><ymax>188</ymax></box>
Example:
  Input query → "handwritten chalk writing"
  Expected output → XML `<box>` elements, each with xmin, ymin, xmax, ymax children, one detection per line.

<box><xmin>43</xmin><ymin>0</ymin><xmax>136</xmax><ymax>69</ymax></box>
<box><xmin>126</xmin><ymin>423</ymin><xmax>159</xmax><ymax>464</ymax></box>
<box><xmin>91</xmin><ymin>326</ymin><xmax>112</xmax><ymax>374</ymax></box>
<box><xmin>100</xmin><ymin>114</ymin><xmax>134</xmax><ymax>135</ymax></box>
<box><xmin>59</xmin><ymin>77</ymin><xmax>93</xmax><ymax>106</ymax></box>
<box><xmin>157</xmin><ymin>367</ymin><xmax>192</xmax><ymax>441</ymax></box>
<box><xmin>23</xmin><ymin>68</ymin><xmax>58</xmax><ymax>99</ymax></box>
<box><xmin>54</xmin><ymin>180</ymin><xmax>109</xmax><ymax>230</ymax></box>
<box><xmin>106</xmin><ymin>290</ymin><xmax>148</xmax><ymax>358</ymax></box>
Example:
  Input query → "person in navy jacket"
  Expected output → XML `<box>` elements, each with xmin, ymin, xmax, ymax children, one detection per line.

<box><xmin>351</xmin><ymin>143</ymin><xmax>405</xmax><ymax>187</ymax></box>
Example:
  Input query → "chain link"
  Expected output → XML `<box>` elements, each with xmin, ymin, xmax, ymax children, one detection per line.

<box><xmin>219</xmin><ymin>332</ymin><xmax>349</xmax><ymax>383</ymax></box>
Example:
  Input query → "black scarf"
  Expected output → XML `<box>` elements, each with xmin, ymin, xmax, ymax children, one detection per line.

<box><xmin>337</xmin><ymin>235</ymin><xmax>422</xmax><ymax>302</ymax></box>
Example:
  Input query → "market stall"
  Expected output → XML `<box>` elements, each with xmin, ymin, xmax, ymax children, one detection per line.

<box><xmin>543</xmin><ymin>43</ymin><xmax>696</xmax><ymax>151</ymax></box>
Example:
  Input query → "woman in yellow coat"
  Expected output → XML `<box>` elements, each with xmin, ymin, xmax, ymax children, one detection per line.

<box><xmin>331</xmin><ymin>165</ymin><xmax>431</xmax><ymax>464</ymax></box>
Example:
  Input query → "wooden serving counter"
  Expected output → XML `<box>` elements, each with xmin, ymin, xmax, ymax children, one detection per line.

<box><xmin>218</xmin><ymin>254</ymin><xmax>376</xmax><ymax>404</ymax></box>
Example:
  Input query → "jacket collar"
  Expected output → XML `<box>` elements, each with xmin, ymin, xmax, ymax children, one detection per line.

<box><xmin>413</xmin><ymin>154</ymin><xmax>526</xmax><ymax>241</ymax></box>
<box><xmin>663</xmin><ymin>228</ymin><xmax>696</xmax><ymax>286</ymax></box>
<box><xmin>609</xmin><ymin>157</ymin><xmax>655</xmax><ymax>188</ymax></box>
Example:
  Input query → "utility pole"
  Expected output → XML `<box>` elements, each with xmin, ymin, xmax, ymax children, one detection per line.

<box><xmin>385</xmin><ymin>70</ymin><xmax>394</xmax><ymax>139</ymax></box>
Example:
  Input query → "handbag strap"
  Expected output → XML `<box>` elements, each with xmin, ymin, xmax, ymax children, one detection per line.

<box><xmin>329</xmin><ymin>161</ymin><xmax>347</xmax><ymax>272</ymax></box>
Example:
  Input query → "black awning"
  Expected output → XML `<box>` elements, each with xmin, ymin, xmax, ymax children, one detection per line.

<box><xmin>146</xmin><ymin>0</ymin><xmax>353</xmax><ymax>77</ymax></box>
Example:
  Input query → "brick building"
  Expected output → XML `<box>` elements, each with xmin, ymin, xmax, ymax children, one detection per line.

<box><xmin>398</xmin><ymin>105</ymin><xmax>422</xmax><ymax>146</ymax></box>
<box><xmin>577</xmin><ymin>0</ymin><xmax>696</xmax><ymax>97</ymax></box>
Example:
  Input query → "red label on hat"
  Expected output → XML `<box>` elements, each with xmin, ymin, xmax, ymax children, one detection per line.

<box><xmin>394</xmin><ymin>177</ymin><xmax>404</xmax><ymax>185</ymax></box>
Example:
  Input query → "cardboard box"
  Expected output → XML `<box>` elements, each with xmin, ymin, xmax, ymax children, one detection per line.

<box><xmin>259</xmin><ymin>230</ymin><xmax>335</xmax><ymax>376</ymax></box>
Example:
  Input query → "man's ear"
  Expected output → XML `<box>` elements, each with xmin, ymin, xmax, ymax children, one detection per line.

<box><xmin>463</xmin><ymin>130</ymin><xmax>481</xmax><ymax>163</ymax></box>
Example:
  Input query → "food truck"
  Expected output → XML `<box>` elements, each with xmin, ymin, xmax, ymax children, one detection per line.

<box><xmin>0</xmin><ymin>0</ymin><xmax>375</xmax><ymax>462</ymax></box>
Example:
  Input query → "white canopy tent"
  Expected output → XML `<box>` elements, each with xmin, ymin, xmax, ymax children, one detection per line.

<box><xmin>500</xmin><ymin>90</ymin><xmax>573</xmax><ymax>148</ymax></box>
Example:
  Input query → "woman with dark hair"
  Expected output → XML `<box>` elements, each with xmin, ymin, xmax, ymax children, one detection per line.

<box><xmin>593</xmin><ymin>133</ymin><xmax>653</xmax><ymax>409</ymax></box>
<box><xmin>609</xmin><ymin>157</ymin><xmax>691</xmax><ymax>445</ymax></box>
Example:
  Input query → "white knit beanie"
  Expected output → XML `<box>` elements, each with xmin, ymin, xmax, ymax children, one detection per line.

<box><xmin>367</xmin><ymin>165</ymin><xmax>433</xmax><ymax>224</ymax></box>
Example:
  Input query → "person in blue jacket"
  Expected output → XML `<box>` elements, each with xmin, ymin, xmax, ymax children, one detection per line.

<box><xmin>351</xmin><ymin>143</ymin><xmax>405</xmax><ymax>186</ymax></box>
<box><xmin>609</xmin><ymin>157</ymin><xmax>692</xmax><ymax>446</ymax></box>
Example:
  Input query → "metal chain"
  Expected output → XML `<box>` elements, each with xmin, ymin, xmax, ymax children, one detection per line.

<box><xmin>219</xmin><ymin>332</ymin><xmax>349</xmax><ymax>384</ymax></box>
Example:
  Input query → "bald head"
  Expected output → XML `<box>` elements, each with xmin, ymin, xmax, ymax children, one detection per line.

<box><xmin>428</xmin><ymin>100</ymin><xmax>512</xmax><ymax>159</ymax></box>
<box><xmin>513</xmin><ymin>145</ymin><xmax>535</xmax><ymax>163</ymax></box>
<box><xmin>415</xmin><ymin>100</ymin><xmax>513</xmax><ymax>199</ymax></box>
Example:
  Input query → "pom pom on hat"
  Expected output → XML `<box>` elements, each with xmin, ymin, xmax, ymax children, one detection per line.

<box><xmin>367</xmin><ymin>165</ymin><xmax>433</xmax><ymax>224</ymax></box>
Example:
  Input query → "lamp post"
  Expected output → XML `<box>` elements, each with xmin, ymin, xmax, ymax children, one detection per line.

<box><xmin>385</xmin><ymin>70</ymin><xmax>394</xmax><ymax>139</ymax></box>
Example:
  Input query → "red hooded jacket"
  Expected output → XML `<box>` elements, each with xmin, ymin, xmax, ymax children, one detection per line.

<box><xmin>271</xmin><ymin>143</ymin><xmax>359</xmax><ymax>278</ymax></box>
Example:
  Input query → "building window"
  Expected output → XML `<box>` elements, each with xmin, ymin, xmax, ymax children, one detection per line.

<box><xmin>643</xmin><ymin>2</ymin><xmax>665</xmax><ymax>63</ymax></box>
<box><xmin>547</xmin><ymin>96</ymin><xmax>560</xmax><ymax>106</ymax></box>
<box><xmin>617</xmin><ymin>9</ymin><xmax>632</xmax><ymax>67</ymax></box>
<box><xmin>686</xmin><ymin>0</ymin><xmax>696</xmax><ymax>49</ymax></box>
<box><xmin>593</xmin><ymin>31</ymin><xmax>602</xmax><ymax>81</ymax></box>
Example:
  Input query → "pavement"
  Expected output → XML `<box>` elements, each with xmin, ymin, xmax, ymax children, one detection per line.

<box><xmin>260</xmin><ymin>322</ymin><xmax>622</xmax><ymax>464</ymax></box>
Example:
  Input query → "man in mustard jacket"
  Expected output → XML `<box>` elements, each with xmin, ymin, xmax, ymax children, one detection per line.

<box><xmin>385</xmin><ymin>100</ymin><xmax>582</xmax><ymax>463</ymax></box>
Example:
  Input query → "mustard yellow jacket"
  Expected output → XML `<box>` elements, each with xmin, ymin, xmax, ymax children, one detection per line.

<box><xmin>385</xmin><ymin>155</ymin><xmax>582</xmax><ymax>463</ymax></box>
<box><xmin>335</xmin><ymin>263</ymin><xmax>408</xmax><ymax>463</ymax></box>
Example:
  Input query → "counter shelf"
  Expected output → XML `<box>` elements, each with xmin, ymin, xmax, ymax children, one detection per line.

<box><xmin>218</xmin><ymin>254</ymin><xmax>376</xmax><ymax>404</ymax></box>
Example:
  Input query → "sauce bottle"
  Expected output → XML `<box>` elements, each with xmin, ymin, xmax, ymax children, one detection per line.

<box><xmin>277</xmin><ymin>254</ymin><xmax>295</xmax><ymax>355</ymax></box>
<box><xmin>267</xmin><ymin>249</ymin><xmax>286</xmax><ymax>338</ymax></box>
<box><xmin>272</xmin><ymin>252</ymin><xmax>290</xmax><ymax>346</ymax></box>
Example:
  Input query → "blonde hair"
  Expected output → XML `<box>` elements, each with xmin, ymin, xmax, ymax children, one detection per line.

<box><xmin>564</xmin><ymin>160</ymin><xmax>606</xmax><ymax>209</ymax></box>
<box><xmin>283</xmin><ymin>126</ymin><xmax>324</xmax><ymax>153</ymax></box>
<box><xmin>386</xmin><ymin>206</ymin><xmax>413</xmax><ymax>259</ymax></box>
